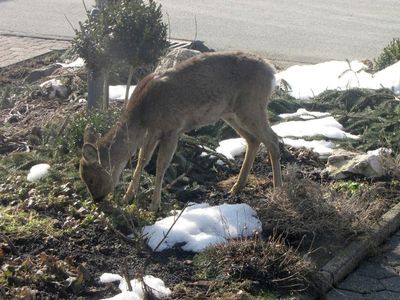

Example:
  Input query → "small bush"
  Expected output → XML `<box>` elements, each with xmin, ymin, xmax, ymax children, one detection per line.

<box><xmin>258</xmin><ymin>165</ymin><xmax>374</xmax><ymax>241</ymax></box>
<box><xmin>57</xmin><ymin>108</ymin><xmax>121</xmax><ymax>153</ymax></box>
<box><xmin>194</xmin><ymin>234</ymin><xmax>314</xmax><ymax>295</ymax></box>
<box><xmin>374</xmin><ymin>38</ymin><xmax>400</xmax><ymax>71</ymax></box>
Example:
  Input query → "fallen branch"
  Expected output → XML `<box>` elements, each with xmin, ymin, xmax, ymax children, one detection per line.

<box><xmin>181</xmin><ymin>134</ymin><xmax>234</xmax><ymax>167</ymax></box>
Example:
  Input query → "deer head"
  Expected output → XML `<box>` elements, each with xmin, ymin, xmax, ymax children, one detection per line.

<box><xmin>79</xmin><ymin>125</ymin><xmax>114</xmax><ymax>201</ymax></box>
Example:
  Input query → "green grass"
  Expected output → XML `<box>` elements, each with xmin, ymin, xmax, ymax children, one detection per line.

<box><xmin>0</xmin><ymin>206</ymin><xmax>62</xmax><ymax>237</ymax></box>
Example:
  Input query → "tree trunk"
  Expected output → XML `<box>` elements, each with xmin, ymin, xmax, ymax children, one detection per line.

<box><xmin>124</xmin><ymin>65</ymin><xmax>134</xmax><ymax>108</ymax></box>
<box><xmin>103</xmin><ymin>70</ymin><xmax>110</xmax><ymax>110</ymax></box>
<box><xmin>87</xmin><ymin>68</ymin><xmax>105</xmax><ymax>110</ymax></box>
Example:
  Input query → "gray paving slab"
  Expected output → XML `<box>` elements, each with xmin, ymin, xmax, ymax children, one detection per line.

<box><xmin>381</xmin><ymin>277</ymin><xmax>400</xmax><ymax>292</ymax></box>
<box><xmin>356</xmin><ymin>261</ymin><xmax>398</xmax><ymax>280</ymax></box>
<box><xmin>326</xmin><ymin>288</ymin><xmax>365</xmax><ymax>300</ymax></box>
<box><xmin>337</xmin><ymin>274</ymin><xmax>384</xmax><ymax>294</ymax></box>
<box><xmin>327</xmin><ymin>230</ymin><xmax>400</xmax><ymax>299</ymax></box>
<box><xmin>364</xmin><ymin>291</ymin><xmax>400</xmax><ymax>300</ymax></box>
<box><xmin>0</xmin><ymin>35</ymin><xmax>70</xmax><ymax>68</ymax></box>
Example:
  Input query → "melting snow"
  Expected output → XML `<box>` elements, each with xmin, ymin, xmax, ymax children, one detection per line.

<box><xmin>276</xmin><ymin>60</ymin><xmax>400</xmax><ymax>99</ymax></box>
<box><xmin>109</xmin><ymin>85</ymin><xmax>136</xmax><ymax>101</ymax></box>
<box><xmin>59</xmin><ymin>57</ymin><xmax>85</xmax><ymax>68</ymax></box>
<box><xmin>27</xmin><ymin>164</ymin><xmax>51</xmax><ymax>182</ymax></box>
<box><xmin>100</xmin><ymin>274</ymin><xmax>171</xmax><ymax>300</ymax></box>
<box><xmin>213</xmin><ymin>111</ymin><xmax>357</xmax><ymax>159</ymax></box>
<box><xmin>215</xmin><ymin>138</ymin><xmax>247</xmax><ymax>160</ymax></box>
<box><xmin>143</xmin><ymin>203</ymin><xmax>262</xmax><ymax>253</ymax></box>
<box><xmin>279</xmin><ymin>108</ymin><xmax>330</xmax><ymax>120</ymax></box>
<box><xmin>282</xmin><ymin>138</ymin><xmax>335</xmax><ymax>156</ymax></box>
<box><xmin>272</xmin><ymin>116</ymin><xmax>359</xmax><ymax>140</ymax></box>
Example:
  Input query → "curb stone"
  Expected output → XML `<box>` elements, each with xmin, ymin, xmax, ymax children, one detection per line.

<box><xmin>317</xmin><ymin>201</ymin><xmax>400</xmax><ymax>295</ymax></box>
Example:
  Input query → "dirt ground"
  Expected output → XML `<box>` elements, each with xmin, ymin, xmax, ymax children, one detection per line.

<box><xmin>1</xmin><ymin>54</ymin><xmax>399</xmax><ymax>299</ymax></box>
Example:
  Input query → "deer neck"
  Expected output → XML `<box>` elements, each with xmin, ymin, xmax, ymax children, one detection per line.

<box><xmin>97</xmin><ymin>117</ymin><xmax>145</xmax><ymax>186</ymax></box>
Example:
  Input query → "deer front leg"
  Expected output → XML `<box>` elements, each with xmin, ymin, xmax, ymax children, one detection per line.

<box><xmin>123</xmin><ymin>138</ymin><xmax>158</xmax><ymax>203</ymax></box>
<box><xmin>150</xmin><ymin>134</ymin><xmax>178</xmax><ymax>212</ymax></box>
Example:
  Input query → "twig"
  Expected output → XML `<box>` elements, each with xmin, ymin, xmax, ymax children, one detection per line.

<box><xmin>64</xmin><ymin>14</ymin><xmax>76</xmax><ymax>32</ymax></box>
<box><xmin>139</xmin><ymin>203</ymin><xmax>190</xmax><ymax>298</ymax></box>
<box><xmin>82</xmin><ymin>0</ymin><xmax>89</xmax><ymax>14</ymax></box>
<box><xmin>181</xmin><ymin>134</ymin><xmax>234</xmax><ymax>167</ymax></box>
<box><xmin>153</xmin><ymin>203</ymin><xmax>189</xmax><ymax>253</ymax></box>
<box><xmin>97</xmin><ymin>204</ymin><xmax>135</xmax><ymax>242</ymax></box>
<box><xmin>193</xmin><ymin>15</ymin><xmax>198</xmax><ymax>43</ymax></box>
<box><xmin>162</xmin><ymin>167</ymin><xmax>192</xmax><ymax>192</ymax></box>
<box><xmin>165</xmin><ymin>11</ymin><xmax>171</xmax><ymax>40</ymax></box>
<box><xmin>57</xmin><ymin>115</ymin><xmax>71</xmax><ymax>138</ymax></box>
<box><xmin>122</xmin><ymin>258</ymin><xmax>133</xmax><ymax>291</ymax></box>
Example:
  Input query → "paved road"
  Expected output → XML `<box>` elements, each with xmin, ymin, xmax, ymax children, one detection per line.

<box><xmin>0</xmin><ymin>0</ymin><xmax>399</xmax><ymax>64</ymax></box>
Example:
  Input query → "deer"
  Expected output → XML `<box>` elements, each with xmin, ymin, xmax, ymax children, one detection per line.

<box><xmin>80</xmin><ymin>51</ymin><xmax>283</xmax><ymax>211</ymax></box>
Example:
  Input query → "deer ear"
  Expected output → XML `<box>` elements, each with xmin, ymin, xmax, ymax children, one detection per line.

<box><xmin>84</xmin><ymin>125</ymin><xmax>98</xmax><ymax>144</ymax></box>
<box><xmin>82</xmin><ymin>143</ymin><xmax>99</xmax><ymax>163</ymax></box>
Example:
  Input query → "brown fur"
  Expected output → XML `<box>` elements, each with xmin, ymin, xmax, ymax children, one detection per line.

<box><xmin>80</xmin><ymin>51</ymin><xmax>283</xmax><ymax>211</ymax></box>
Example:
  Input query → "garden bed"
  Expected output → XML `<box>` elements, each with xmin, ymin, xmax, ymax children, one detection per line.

<box><xmin>0</xmin><ymin>52</ymin><xmax>399</xmax><ymax>299</ymax></box>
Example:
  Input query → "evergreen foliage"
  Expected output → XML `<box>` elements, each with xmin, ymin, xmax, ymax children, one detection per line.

<box><xmin>374</xmin><ymin>38</ymin><xmax>400</xmax><ymax>71</ymax></box>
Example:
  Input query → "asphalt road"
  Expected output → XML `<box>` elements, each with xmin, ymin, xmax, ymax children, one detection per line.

<box><xmin>0</xmin><ymin>0</ymin><xmax>399</xmax><ymax>64</ymax></box>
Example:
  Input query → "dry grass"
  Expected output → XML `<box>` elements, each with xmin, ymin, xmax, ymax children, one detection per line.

<box><xmin>193</xmin><ymin>233</ymin><xmax>315</xmax><ymax>297</ymax></box>
<box><xmin>257</xmin><ymin>165</ymin><xmax>391</xmax><ymax>243</ymax></box>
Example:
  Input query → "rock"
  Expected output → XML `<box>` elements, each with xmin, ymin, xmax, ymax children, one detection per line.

<box><xmin>24</xmin><ymin>64</ymin><xmax>62</xmax><ymax>83</ymax></box>
<box><xmin>326</xmin><ymin>148</ymin><xmax>391</xmax><ymax>179</ymax></box>
<box><xmin>39</xmin><ymin>79</ymin><xmax>68</xmax><ymax>99</ymax></box>
<box><xmin>155</xmin><ymin>48</ymin><xmax>201</xmax><ymax>73</ymax></box>
<box><xmin>188</xmin><ymin>40</ymin><xmax>214</xmax><ymax>52</ymax></box>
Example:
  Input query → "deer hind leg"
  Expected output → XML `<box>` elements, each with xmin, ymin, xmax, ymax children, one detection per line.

<box><xmin>150</xmin><ymin>134</ymin><xmax>178</xmax><ymax>212</ymax></box>
<box><xmin>123</xmin><ymin>137</ymin><xmax>159</xmax><ymax>203</ymax></box>
<box><xmin>224</xmin><ymin>116</ymin><xmax>261</xmax><ymax>195</ymax></box>
<box><xmin>235</xmin><ymin>108</ymin><xmax>283</xmax><ymax>189</ymax></box>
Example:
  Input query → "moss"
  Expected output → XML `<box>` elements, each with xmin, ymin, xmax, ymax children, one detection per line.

<box><xmin>0</xmin><ymin>207</ymin><xmax>63</xmax><ymax>237</ymax></box>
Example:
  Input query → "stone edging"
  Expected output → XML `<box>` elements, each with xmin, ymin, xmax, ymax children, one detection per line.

<box><xmin>316</xmin><ymin>201</ymin><xmax>400</xmax><ymax>294</ymax></box>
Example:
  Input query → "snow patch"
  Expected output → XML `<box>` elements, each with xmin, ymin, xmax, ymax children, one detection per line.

<box><xmin>100</xmin><ymin>273</ymin><xmax>122</xmax><ymax>283</ymax></box>
<box><xmin>276</xmin><ymin>60</ymin><xmax>400</xmax><ymax>99</ymax></box>
<box><xmin>27</xmin><ymin>164</ymin><xmax>51</xmax><ymax>182</ymax></box>
<box><xmin>143</xmin><ymin>203</ymin><xmax>262</xmax><ymax>253</ymax></box>
<box><xmin>282</xmin><ymin>138</ymin><xmax>335</xmax><ymax>156</ymax></box>
<box><xmin>215</xmin><ymin>138</ymin><xmax>247</xmax><ymax>160</ymax></box>
<box><xmin>279</xmin><ymin>108</ymin><xmax>330</xmax><ymax>120</ymax></box>
<box><xmin>272</xmin><ymin>116</ymin><xmax>359</xmax><ymax>140</ymax></box>
<box><xmin>100</xmin><ymin>274</ymin><xmax>171</xmax><ymax>300</ymax></box>
<box><xmin>109</xmin><ymin>85</ymin><xmax>136</xmax><ymax>101</ymax></box>
<box><xmin>59</xmin><ymin>57</ymin><xmax>85</xmax><ymax>68</ymax></box>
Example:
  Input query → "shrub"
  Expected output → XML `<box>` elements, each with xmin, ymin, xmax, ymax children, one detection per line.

<box><xmin>194</xmin><ymin>235</ymin><xmax>314</xmax><ymax>295</ymax></box>
<box><xmin>57</xmin><ymin>108</ymin><xmax>121</xmax><ymax>154</ymax></box>
<box><xmin>72</xmin><ymin>0</ymin><xmax>168</xmax><ymax>109</ymax></box>
<box><xmin>374</xmin><ymin>38</ymin><xmax>400</xmax><ymax>71</ymax></box>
